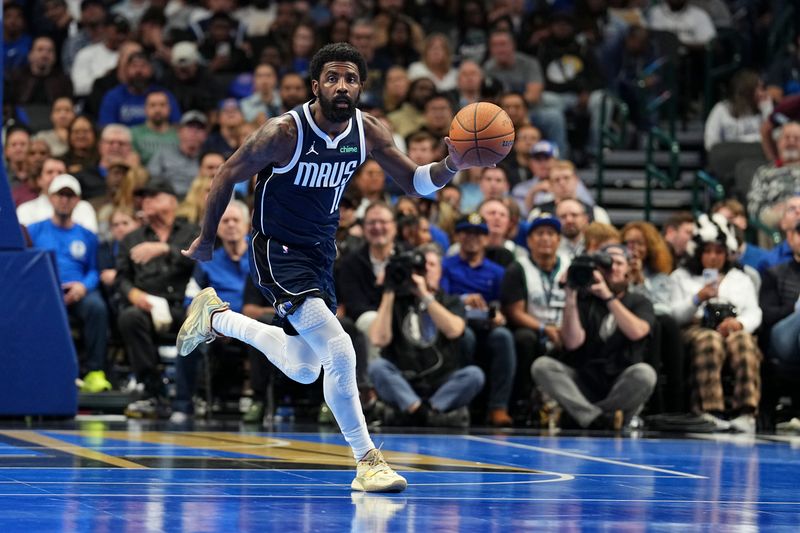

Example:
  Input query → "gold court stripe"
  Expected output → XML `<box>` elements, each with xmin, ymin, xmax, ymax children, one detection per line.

<box><xmin>0</xmin><ymin>430</ymin><xmax>147</xmax><ymax>469</ymax></box>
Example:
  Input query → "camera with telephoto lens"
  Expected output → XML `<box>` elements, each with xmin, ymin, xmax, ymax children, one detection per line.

<box><xmin>384</xmin><ymin>250</ymin><xmax>427</xmax><ymax>295</ymax></box>
<box><xmin>566</xmin><ymin>252</ymin><xmax>613</xmax><ymax>289</ymax></box>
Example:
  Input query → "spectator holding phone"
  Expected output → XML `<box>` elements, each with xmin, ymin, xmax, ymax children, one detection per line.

<box><xmin>669</xmin><ymin>214</ymin><xmax>762</xmax><ymax>433</ymax></box>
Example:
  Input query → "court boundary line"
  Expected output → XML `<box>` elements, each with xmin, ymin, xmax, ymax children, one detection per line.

<box><xmin>465</xmin><ymin>435</ymin><xmax>707</xmax><ymax>479</ymax></box>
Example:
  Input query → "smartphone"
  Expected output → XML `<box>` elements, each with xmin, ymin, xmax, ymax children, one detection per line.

<box><xmin>702</xmin><ymin>268</ymin><xmax>719</xmax><ymax>288</ymax></box>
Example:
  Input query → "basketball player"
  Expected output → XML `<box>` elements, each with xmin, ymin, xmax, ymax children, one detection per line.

<box><xmin>178</xmin><ymin>43</ymin><xmax>475</xmax><ymax>492</ymax></box>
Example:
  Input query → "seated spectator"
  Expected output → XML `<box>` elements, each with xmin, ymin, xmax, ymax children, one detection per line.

<box><xmin>478</xmin><ymin>166</ymin><xmax>511</xmax><ymax>204</ymax></box>
<box><xmin>765</xmin><ymin>34</ymin><xmax>800</xmax><ymax>103</ymax></box>
<box><xmin>60</xmin><ymin>0</ymin><xmax>107</xmax><ymax>74</ymax></box>
<box><xmin>148</xmin><ymin>110</ymin><xmax>210</xmax><ymax>197</ymax></box>
<box><xmin>711</xmin><ymin>199</ymin><xmax>768</xmax><ymax>272</ymax></box>
<box><xmin>382</xmin><ymin>66</ymin><xmax>411</xmax><ymax>114</ymax></box>
<box><xmin>353</xmin><ymin>159</ymin><xmax>390</xmax><ymax>219</ymax></box>
<box><xmin>511</xmin><ymin>140</ymin><xmax>557</xmax><ymax>217</ymax></box>
<box><xmin>704</xmin><ymin>69</ymin><xmax>772</xmax><ymax>151</ymax></box>
<box><xmin>756</xmin><ymin>195</ymin><xmax>800</xmax><ymax>274</ymax></box>
<box><xmin>555</xmin><ymin>198</ymin><xmax>589</xmax><ymax>259</ymax></box>
<box><xmin>747</xmin><ymin>122</ymin><xmax>800</xmax><ymax>231</ymax></box>
<box><xmin>131</xmin><ymin>91</ymin><xmax>180</xmax><ymax>165</ymax></box>
<box><xmin>662</xmin><ymin>211</ymin><xmax>695</xmax><ymax>269</ymax></box>
<box><xmin>6</xmin><ymin>36</ymin><xmax>72</xmax><ymax>107</ymax></box>
<box><xmin>368</xmin><ymin>244</ymin><xmax>484</xmax><ymax>427</ymax></box>
<box><xmin>337</xmin><ymin>202</ymin><xmax>398</xmax><ymax>361</ymax></box>
<box><xmin>171</xmin><ymin>200</ymin><xmax>251</xmax><ymax>423</ymax></box>
<box><xmin>669</xmin><ymin>214</ymin><xmax>762</xmax><ymax>433</ymax></box>
<box><xmin>83</xmin><ymin>40</ymin><xmax>143</xmax><ymax>121</ymax></box>
<box><xmin>63</xmin><ymin>115</ymin><xmax>99</xmax><ymax>175</ymax></box>
<box><xmin>196</xmin><ymin>12</ymin><xmax>250</xmax><ymax>74</ymax></box>
<box><xmin>501</xmin><ymin>213</ymin><xmax>572</xmax><ymax>421</ymax></box>
<box><xmin>529</xmin><ymin>160</ymin><xmax>609</xmax><ymax>223</ymax></box>
<box><xmin>442</xmin><ymin>213</ymin><xmax>516</xmax><ymax>426</ymax></box>
<box><xmin>202</xmin><ymin>99</ymin><xmax>244</xmax><ymax>160</ymax></box>
<box><xmin>277</xmin><ymin>72</ymin><xmax>310</xmax><ymax>114</ymax></box>
<box><xmin>4</xmin><ymin>126</ymin><xmax>30</xmax><ymax>187</ymax></box>
<box><xmin>76</xmin><ymin>123</ymin><xmax>146</xmax><ymax>202</ymax></box>
<box><xmin>115</xmin><ymin>180</ymin><xmax>198</xmax><ymax>418</ymax></box>
<box><xmin>3</xmin><ymin>3</ymin><xmax>32</xmax><ymax>75</ymax></box>
<box><xmin>531</xmin><ymin>243</ymin><xmax>657</xmax><ymax>429</ymax></box>
<box><xmin>584</xmin><ymin>221</ymin><xmax>621</xmax><ymax>253</ymax></box>
<box><xmin>478</xmin><ymin>198</ymin><xmax>522</xmax><ymax>267</ymax></box>
<box><xmin>420</xmin><ymin>92</ymin><xmax>455</xmax><ymax>142</ymax></box>
<box><xmin>93</xmin><ymin>159</ymin><xmax>140</xmax><ymax>238</ymax></box>
<box><xmin>760</xmin><ymin>223</ymin><xmax>800</xmax><ymax>365</ymax></box>
<box><xmin>28</xmin><ymin>174</ymin><xmax>111</xmax><ymax>393</ymax></box>
<box><xmin>622</xmin><ymin>221</ymin><xmax>686</xmax><ymax>412</ymax></box>
<box><xmin>34</xmin><ymin>96</ymin><xmax>75</xmax><ymax>157</ymax></box>
<box><xmin>162</xmin><ymin>41</ymin><xmax>225</xmax><ymax>116</ymax></box>
<box><xmin>387</xmin><ymin>77</ymin><xmax>435</xmax><ymax>139</ymax></box>
<box><xmin>498</xmin><ymin>124</ymin><xmax>541</xmax><ymax>189</ymax></box>
<box><xmin>12</xmin><ymin>139</ymin><xmax>51</xmax><ymax>207</ymax></box>
<box><xmin>240</xmin><ymin>63</ymin><xmax>281</xmax><ymax>124</ymax></box>
<box><xmin>374</xmin><ymin>15</ymin><xmax>420</xmax><ymax>70</ymax></box>
<box><xmin>97</xmin><ymin>206</ymin><xmax>141</xmax><ymax>307</ymax></box>
<box><xmin>18</xmin><ymin>159</ymin><xmax>99</xmax><ymax>233</ymax></box>
<box><xmin>98</xmin><ymin>53</ymin><xmax>182</xmax><ymax>128</ymax></box>
<box><xmin>176</xmin><ymin>175</ymin><xmax>212</xmax><ymax>225</ymax></box>
<box><xmin>408</xmin><ymin>33</ymin><xmax>458</xmax><ymax>92</ymax></box>
<box><xmin>71</xmin><ymin>13</ymin><xmax>131</xmax><ymax>97</ymax></box>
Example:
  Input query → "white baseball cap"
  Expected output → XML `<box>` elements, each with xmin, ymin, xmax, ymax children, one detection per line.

<box><xmin>48</xmin><ymin>174</ymin><xmax>82</xmax><ymax>196</ymax></box>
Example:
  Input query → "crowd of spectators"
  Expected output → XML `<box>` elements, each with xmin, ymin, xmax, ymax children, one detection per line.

<box><xmin>5</xmin><ymin>0</ymin><xmax>800</xmax><ymax>432</ymax></box>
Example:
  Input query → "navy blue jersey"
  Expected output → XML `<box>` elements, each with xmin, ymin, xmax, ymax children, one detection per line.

<box><xmin>253</xmin><ymin>101</ymin><xmax>366</xmax><ymax>246</ymax></box>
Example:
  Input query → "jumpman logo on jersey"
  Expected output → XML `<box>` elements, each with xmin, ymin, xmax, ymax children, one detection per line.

<box><xmin>305</xmin><ymin>141</ymin><xmax>319</xmax><ymax>156</ymax></box>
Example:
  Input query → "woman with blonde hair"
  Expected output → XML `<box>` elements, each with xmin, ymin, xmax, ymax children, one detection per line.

<box><xmin>407</xmin><ymin>33</ymin><xmax>458</xmax><ymax>92</ymax></box>
<box><xmin>176</xmin><ymin>175</ymin><xmax>213</xmax><ymax>224</ymax></box>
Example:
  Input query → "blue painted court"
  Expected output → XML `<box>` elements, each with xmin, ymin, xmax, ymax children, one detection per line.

<box><xmin>0</xmin><ymin>425</ymin><xmax>798</xmax><ymax>531</ymax></box>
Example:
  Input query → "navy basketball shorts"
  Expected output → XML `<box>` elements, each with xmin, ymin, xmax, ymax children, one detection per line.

<box><xmin>248</xmin><ymin>231</ymin><xmax>337</xmax><ymax>334</ymax></box>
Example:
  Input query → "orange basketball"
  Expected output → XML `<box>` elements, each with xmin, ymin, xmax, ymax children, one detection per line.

<box><xmin>448</xmin><ymin>102</ymin><xmax>515</xmax><ymax>167</ymax></box>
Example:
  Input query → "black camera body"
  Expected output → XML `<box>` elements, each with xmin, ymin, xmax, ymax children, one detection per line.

<box><xmin>702</xmin><ymin>302</ymin><xmax>737</xmax><ymax>330</ymax></box>
<box><xmin>384</xmin><ymin>250</ymin><xmax>427</xmax><ymax>295</ymax></box>
<box><xmin>566</xmin><ymin>252</ymin><xmax>613</xmax><ymax>289</ymax></box>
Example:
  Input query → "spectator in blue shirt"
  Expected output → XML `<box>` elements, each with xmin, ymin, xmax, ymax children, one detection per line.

<box><xmin>4</xmin><ymin>4</ymin><xmax>32</xmax><ymax>75</ymax></box>
<box><xmin>170</xmin><ymin>200</ymin><xmax>251</xmax><ymax>423</ymax></box>
<box><xmin>441</xmin><ymin>213</ymin><xmax>516</xmax><ymax>426</ymax></box>
<box><xmin>98</xmin><ymin>52</ymin><xmax>181</xmax><ymax>127</ymax></box>
<box><xmin>757</xmin><ymin>196</ymin><xmax>800</xmax><ymax>274</ymax></box>
<box><xmin>27</xmin><ymin>174</ymin><xmax>111</xmax><ymax>393</ymax></box>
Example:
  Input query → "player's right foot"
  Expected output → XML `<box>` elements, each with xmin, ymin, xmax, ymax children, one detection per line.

<box><xmin>351</xmin><ymin>449</ymin><xmax>408</xmax><ymax>493</ymax></box>
<box><xmin>176</xmin><ymin>287</ymin><xmax>230</xmax><ymax>356</ymax></box>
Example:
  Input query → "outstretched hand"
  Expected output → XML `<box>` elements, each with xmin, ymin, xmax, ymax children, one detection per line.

<box><xmin>181</xmin><ymin>236</ymin><xmax>214</xmax><ymax>262</ymax></box>
<box><xmin>443</xmin><ymin>137</ymin><xmax>495</xmax><ymax>171</ymax></box>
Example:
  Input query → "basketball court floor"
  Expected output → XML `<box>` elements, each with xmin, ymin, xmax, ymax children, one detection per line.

<box><xmin>0</xmin><ymin>422</ymin><xmax>798</xmax><ymax>531</ymax></box>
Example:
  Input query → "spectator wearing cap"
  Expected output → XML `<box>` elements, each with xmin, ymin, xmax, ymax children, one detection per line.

<box><xmin>669</xmin><ymin>214</ymin><xmax>762</xmax><ymax>434</ymax></box>
<box><xmin>196</xmin><ymin>12</ymin><xmax>250</xmax><ymax>74</ymax></box>
<box><xmin>28</xmin><ymin>174</ymin><xmax>111</xmax><ymax>394</ymax></box>
<box><xmin>201</xmin><ymin>98</ymin><xmax>244</xmax><ymax>159</ymax></box>
<box><xmin>532</xmin><ymin>243</ymin><xmax>657</xmax><ymax>430</ymax></box>
<box><xmin>71</xmin><ymin>13</ymin><xmax>131</xmax><ymax>96</ymax></box>
<box><xmin>501</xmin><ymin>213</ymin><xmax>572</xmax><ymax>418</ymax></box>
<box><xmin>98</xmin><ymin>53</ymin><xmax>182</xmax><ymax>127</ymax></box>
<box><xmin>528</xmin><ymin>160</ymin><xmax>609</xmax><ymax>224</ymax></box>
<box><xmin>511</xmin><ymin>140</ymin><xmax>558</xmax><ymax>217</ymax></box>
<box><xmin>240</xmin><ymin>63</ymin><xmax>281</xmax><ymax>124</ymax></box>
<box><xmin>162</xmin><ymin>41</ymin><xmax>225</xmax><ymax>116</ymax></box>
<box><xmin>441</xmin><ymin>213</ymin><xmax>516</xmax><ymax>427</ymax></box>
<box><xmin>147</xmin><ymin>111</ymin><xmax>209</xmax><ymax>197</ymax></box>
<box><xmin>131</xmin><ymin>91</ymin><xmax>180</xmax><ymax>164</ymax></box>
<box><xmin>18</xmin><ymin>160</ymin><xmax>99</xmax><ymax>233</ymax></box>
<box><xmin>115</xmin><ymin>179</ymin><xmax>199</xmax><ymax>418</ymax></box>
<box><xmin>6</xmin><ymin>36</ymin><xmax>73</xmax><ymax>107</ymax></box>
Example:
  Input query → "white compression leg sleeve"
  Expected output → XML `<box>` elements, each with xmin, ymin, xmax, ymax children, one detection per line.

<box><xmin>212</xmin><ymin>310</ymin><xmax>321</xmax><ymax>384</ymax></box>
<box><xmin>287</xmin><ymin>298</ymin><xmax>375</xmax><ymax>460</ymax></box>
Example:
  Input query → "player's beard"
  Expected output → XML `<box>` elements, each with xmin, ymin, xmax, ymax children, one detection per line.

<box><xmin>319</xmin><ymin>92</ymin><xmax>356</xmax><ymax>123</ymax></box>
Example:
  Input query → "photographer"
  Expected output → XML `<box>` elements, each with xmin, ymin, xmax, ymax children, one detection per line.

<box><xmin>441</xmin><ymin>213</ymin><xmax>516</xmax><ymax>427</ymax></box>
<box><xmin>669</xmin><ymin>214</ymin><xmax>762</xmax><ymax>434</ymax></box>
<box><xmin>531</xmin><ymin>244</ymin><xmax>657</xmax><ymax>430</ymax></box>
<box><xmin>368</xmin><ymin>244</ymin><xmax>485</xmax><ymax>427</ymax></box>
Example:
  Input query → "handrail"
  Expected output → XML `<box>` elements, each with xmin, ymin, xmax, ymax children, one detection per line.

<box><xmin>693</xmin><ymin>170</ymin><xmax>725</xmax><ymax>213</ymax></box>
<box><xmin>645</xmin><ymin>127</ymin><xmax>680</xmax><ymax>221</ymax></box>
<box><xmin>748</xmin><ymin>217</ymin><xmax>783</xmax><ymax>247</ymax></box>
<box><xmin>595</xmin><ymin>92</ymin><xmax>629</xmax><ymax>205</ymax></box>
<box><xmin>636</xmin><ymin>56</ymin><xmax>676</xmax><ymax>139</ymax></box>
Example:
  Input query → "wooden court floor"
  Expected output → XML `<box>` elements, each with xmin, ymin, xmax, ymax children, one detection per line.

<box><xmin>0</xmin><ymin>421</ymin><xmax>798</xmax><ymax>531</ymax></box>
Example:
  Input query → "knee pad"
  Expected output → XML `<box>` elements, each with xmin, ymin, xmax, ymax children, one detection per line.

<box><xmin>288</xmin><ymin>297</ymin><xmax>331</xmax><ymax>333</ymax></box>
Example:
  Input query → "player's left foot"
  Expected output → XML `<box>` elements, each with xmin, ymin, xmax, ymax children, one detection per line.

<box><xmin>176</xmin><ymin>287</ymin><xmax>230</xmax><ymax>356</ymax></box>
<box><xmin>351</xmin><ymin>449</ymin><xmax>408</xmax><ymax>493</ymax></box>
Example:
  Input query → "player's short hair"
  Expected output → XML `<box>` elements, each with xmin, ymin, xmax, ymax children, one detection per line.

<box><xmin>310</xmin><ymin>43</ymin><xmax>368</xmax><ymax>85</ymax></box>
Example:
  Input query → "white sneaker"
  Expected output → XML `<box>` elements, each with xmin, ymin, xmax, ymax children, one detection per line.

<box><xmin>351</xmin><ymin>449</ymin><xmax>408</xmax><ymax>493</ymax></box>
<box><xmin>176</xmin><ymin>287</ymin><xmax>230</xmax><ymax>356</ymax></box>
<box><xmin>729</xmin><ymin>414</ymin><xmax>756</xmax><ymax>434</ymax></box>
<box><xmin>700</xmin><ymin>412</ymin><xmax>731</xmax><ymax>431</ymax></box>
<box><xmin>169</xmin><ymin>411</ymin><xmax>189</xmax><ymax>424</ymax></box>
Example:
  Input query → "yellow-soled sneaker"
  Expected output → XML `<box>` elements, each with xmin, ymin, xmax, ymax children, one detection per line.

<box><xmin>351</xmin><ymin>449</ymin><xmax>408</xmax><ymax>493</ymax></box>
<box><xmin>176</xmin><ymin>287</ymin><xmax>230</xmax><ymax>356</ymax></box>
<box><xmin>81</xmin><ymin>370</ymin><xmax>112</xmax><ymax>393</ymax></box>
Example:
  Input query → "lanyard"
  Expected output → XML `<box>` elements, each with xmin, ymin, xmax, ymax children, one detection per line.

<box><xmin>537</xmin><ymin>257</ymin><xmax>560</xmax><ymax>308</ymax></box>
